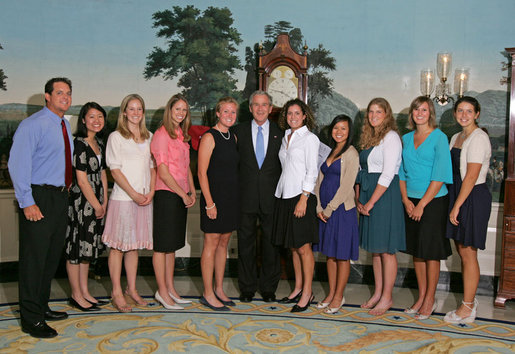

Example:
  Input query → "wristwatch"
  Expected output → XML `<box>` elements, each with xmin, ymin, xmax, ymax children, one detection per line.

<box><xmin>302</xmin><ymin>192</ymin><xmax>310</xmax><ymax>197</ymax></box>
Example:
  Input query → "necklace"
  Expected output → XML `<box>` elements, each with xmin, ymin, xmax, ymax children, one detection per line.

<box><xmin>216</xmin><ymin>124</ymin><xmax>230</xmax><ymax>140</ymax></box>
<box><xmin>460</xmin><ymin>127</ymin><xmax>476</xmax><ymax>141</ymax></box>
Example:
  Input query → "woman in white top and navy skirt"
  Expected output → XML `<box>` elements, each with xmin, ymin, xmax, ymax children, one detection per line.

<box><xmin>272</xmin><ymin>99</ymin><xmax>320</xmax><ymax>313</ymax></box>
<box><xmin>444</xmin><ymin>96</ymin><xmax>491</xmax><ymax>324</ymax></box>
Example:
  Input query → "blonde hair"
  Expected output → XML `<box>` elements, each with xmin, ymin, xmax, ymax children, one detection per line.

<box><xmin>117</xmin><ymin>94</ymin><xmax>150</xmax><ymax>140</ymax></box>
<box><xmin>162</xmin><ymin>94</ymin><xmax>191</xmax><ymax>142</ymax></box>
<box><xmin>359</xmin><ymin>97</ymin><xmax>399</xmax><ymax>149</ymax></box>
<box><xmin>215</xmin><ymin>96</ymin><xmax>240</xmax><ymax>114</ymax></box>
<box><xmin>407</xmin><ymin>96</ymin><xmax>437</xmax><ymax>130</ymax></box>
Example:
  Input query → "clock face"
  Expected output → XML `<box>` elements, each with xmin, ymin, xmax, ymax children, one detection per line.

<box><xmin>267</xmin><ymin>66</ymin><xmax>298</xmax><ymax>108</ymax></box>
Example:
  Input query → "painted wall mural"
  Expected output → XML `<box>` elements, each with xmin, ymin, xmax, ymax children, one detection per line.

<box><xmin>0</xmin><ymin>0</ymin><xmax>514</xmax><ymax>201</ymax></box>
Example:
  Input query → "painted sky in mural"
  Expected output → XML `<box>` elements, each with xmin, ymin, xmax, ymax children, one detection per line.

<box><xmin>1</xmin><ymin>0</ymin><xmax>514</xmax><ymax>111</ymax></box>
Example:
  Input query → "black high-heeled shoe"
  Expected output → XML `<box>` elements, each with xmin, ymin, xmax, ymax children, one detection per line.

<box><xmin>291</xmin><ymin>294</ymin><xmax>314</xmax><ymax>313</ymax></box>
<box><xmin>69</xmin><ymin>298</ymin><xmax>101</xmax><ymax>312</ymax></box>
<box><xmin>86</xmin><ymin>298</ymin><xmax>109</xmax><ymax>306</ymax></box>
<box><xmin>278</xmin><ymin>291</ymin><xmax>302</xmax><ymax>304</ymax></box>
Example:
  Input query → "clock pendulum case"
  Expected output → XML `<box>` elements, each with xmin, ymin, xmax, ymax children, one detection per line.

<box><xmin>258</xmin><ymin>33</ymin><xmax>308</xmax><ymax>120</ymax></box>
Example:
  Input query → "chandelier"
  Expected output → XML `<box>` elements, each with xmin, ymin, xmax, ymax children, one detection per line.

<box><xmin>420</xmin><ymin>52</ymin><xmax>469</xmax><ymax>106</ymax></box>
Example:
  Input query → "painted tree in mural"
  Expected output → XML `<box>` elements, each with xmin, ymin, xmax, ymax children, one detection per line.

<box><xmin>242</xmin><ymin>21</ymin><xmax>336</xmax><ymax>113</ymax></box>
<box><xmin>0</xmin><ymin>43</ymin><xmax>7</xmax><ymax>91</ymax></box>
<box><xmin>144</xmin><ymin>5</ymin><xmax>242</xmax><ymax>123</ymax></box>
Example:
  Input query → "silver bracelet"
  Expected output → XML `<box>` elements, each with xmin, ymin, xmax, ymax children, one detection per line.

<box><xmin>205</xmin><ymin>203</ymin><xmax>216</xmax><ymax>210</ymax></box>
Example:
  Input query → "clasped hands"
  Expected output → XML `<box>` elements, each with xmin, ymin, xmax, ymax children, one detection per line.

<box><xmin>402</xmin><ymin>199</ymin><xmax>424</xmax><ymax>222</ymax></box>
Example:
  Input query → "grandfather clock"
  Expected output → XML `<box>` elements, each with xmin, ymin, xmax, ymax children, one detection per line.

<box><xmin>258</xmin><ymin>33</ymin><xmax>308</xmax><ymax>118</ymax></box>
<box><xmin>495</xmin><ymin>47</ymin><xmax>515</xmax><ymax>307</ymax></box>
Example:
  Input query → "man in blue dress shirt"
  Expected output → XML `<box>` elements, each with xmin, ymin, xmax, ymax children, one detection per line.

<box><xmin>8</xmin><ymin>77</ymin><xmax>73</xmax><ymax>338</ymax></box>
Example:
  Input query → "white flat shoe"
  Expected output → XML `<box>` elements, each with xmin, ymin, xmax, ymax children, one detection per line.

<box><xmin>155</xmin><ymin>291</ymin><xmax>183</xmax><ymax>310</ymax></box>
<box><xmin>444</xmin><ymin>298</ymin><xmax>477</xmax><ymax>324</ymax></box>
<box><xmin>169</xmin><ymin>292</ymin><xmax>192</xmax><ymax>304</ymax></box>
<box><xmin>415</xmin><ymin>302</ymin><xmax>437</xmax><ymax>320</ymax></box>
<box><xmin>316</xmin><ymin>302</ymin><xmax>330</xmax><ymax>309</ymax></box>
<box><xmin>404</xmin><ymin>306</ymin><xmax>418</xmax><ymax>314</ymax></box>
<box><xmin>325</xmin><ymin>297</ymin><xmax>346</xmax><ymax>314</ymax></box>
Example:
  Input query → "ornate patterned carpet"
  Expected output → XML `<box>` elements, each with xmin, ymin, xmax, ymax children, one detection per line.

<box><xmin>0</xmin><ymin>298</ymin><xmax>513</xmax><ymax>353</ymax></box>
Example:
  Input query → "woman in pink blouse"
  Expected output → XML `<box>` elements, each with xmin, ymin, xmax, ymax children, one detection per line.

<box><xmin>150</xmin><ymin>94</ymin><xmax>196</xmax><ymax>310</ymax></box>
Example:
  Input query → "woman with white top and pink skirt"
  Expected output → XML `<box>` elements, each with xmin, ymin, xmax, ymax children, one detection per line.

<box><xmin>102</xmin><ymin>94</ymin><xmax>156</xmax><ymax>313</ymax></box>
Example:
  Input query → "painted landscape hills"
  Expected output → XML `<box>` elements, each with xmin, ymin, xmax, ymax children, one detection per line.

<box><xmin>0</xmin><ymin>89</ymin><xmax>508</xmax><ymax>136</ymax></box>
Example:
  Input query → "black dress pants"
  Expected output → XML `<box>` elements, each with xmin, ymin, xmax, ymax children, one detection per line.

<box><xmin>18</xmin><ymin>186</ymin><xmax>68</xmax><ymax>323</ymax></box>
<box><xmin>237</xmin><ymin>211</ymin><xmax>281</xmax><ymax>295</ymax></box>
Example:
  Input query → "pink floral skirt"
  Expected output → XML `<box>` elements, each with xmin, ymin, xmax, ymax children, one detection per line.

<box><xmin>102</xmin><ymin>199</ymin><xmax>153</xmax><ymax>251</ymax></box>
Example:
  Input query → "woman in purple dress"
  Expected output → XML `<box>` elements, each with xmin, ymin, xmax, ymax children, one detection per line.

<box><xmin>314</xmin><ymin>115</ymin><xmax>359</xmax><ymax>314</ymax></box>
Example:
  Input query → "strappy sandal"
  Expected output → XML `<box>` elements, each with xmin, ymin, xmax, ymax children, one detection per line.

<box><xmin>124</xmin><ymin>289</ymin><xmax>148</xmax><ymax>307</ymax></box>
<box><xmin>111</xmin><ymin>295</ymin><xmax>132</xmax><ymax>313</ymax></box>
<box><xmin>444</xmin><ymin>298</ymin><xmax>478</xmax><ymax>324</ymax></box>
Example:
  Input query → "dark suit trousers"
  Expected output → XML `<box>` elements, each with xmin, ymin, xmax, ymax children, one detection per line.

<box><xmin>237</xmin><ymin>211</ymin><xmax>281</xmax><ymax>295</ymax></box>
<box><xmin>18</xmin><ymin>186</ymin><xmax>68</xmax><ymax>323</ymax></box>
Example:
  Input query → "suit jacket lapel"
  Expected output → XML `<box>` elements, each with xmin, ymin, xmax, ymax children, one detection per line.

<box><xmin>263</xmin><ymin>123</ymin><xmax>280</xmax><ymax>163</ymax></box>
<box><xmin>246</xmin><ymin>122</ymin><xmax>260</xmax><ymax>168</ymax></box>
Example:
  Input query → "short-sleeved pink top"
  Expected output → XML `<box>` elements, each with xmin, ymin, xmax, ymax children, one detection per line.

<box><xmin>151</xmin><ymin>126</ymin><xmax>190</xmax><ymax>194</ymax></box>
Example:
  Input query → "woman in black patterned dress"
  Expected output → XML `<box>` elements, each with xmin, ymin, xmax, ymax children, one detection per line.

<box><xmin>64</xmin><ymin>102</ymin><xmax>108</xmax><ymax>311</ymax></box>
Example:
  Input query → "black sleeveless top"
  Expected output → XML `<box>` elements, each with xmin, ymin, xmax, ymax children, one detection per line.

<box><xmin>200</xmin><ymin>128</ymin><xmax>239</xmax><ymax>233</ymax></box>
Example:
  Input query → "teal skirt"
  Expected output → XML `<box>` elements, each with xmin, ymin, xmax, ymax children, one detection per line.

<box><xmin>357</xmin><ymin>172</ymin><xmax>406</xmax><ymax>254</ymax></box>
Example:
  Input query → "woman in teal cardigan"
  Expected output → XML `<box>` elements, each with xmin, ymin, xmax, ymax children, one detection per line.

<box><xmin>399</xmin><ymin>96</ymin><xmax>452</xmax><ymax>320</ymax></box>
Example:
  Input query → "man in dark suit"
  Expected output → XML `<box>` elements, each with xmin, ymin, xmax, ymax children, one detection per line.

<box><xmin>233</xmin><ymin>91</ymin><xmax>282</xmax><ymax>303</ymax></box>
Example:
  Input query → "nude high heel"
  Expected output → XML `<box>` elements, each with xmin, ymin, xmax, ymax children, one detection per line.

<box><xmin>124</xmin><ymin>288</ymin><xmax>148</xmax><ymax>307</ymax></box>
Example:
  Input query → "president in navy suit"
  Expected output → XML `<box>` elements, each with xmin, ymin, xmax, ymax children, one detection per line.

<box><xmin>233</xmin><ymin>91</ymin><xmax>283</xmax><ymax>303</ymax></box>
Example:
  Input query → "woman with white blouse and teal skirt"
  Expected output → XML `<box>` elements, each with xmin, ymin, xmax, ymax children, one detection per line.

<box><xmin>444</xmin><ymin>96</ymin><xmax>491</xmax><ymax>324</ymax></box>
<box><xmin>272</xmin><ymin>99</ymin><xmax>320</xmax><ymax>313</ymax></box>
<box><xmin>356</xmin><ymin>97</ymin><xmax>405</xmax><ymax>316</ymax></box>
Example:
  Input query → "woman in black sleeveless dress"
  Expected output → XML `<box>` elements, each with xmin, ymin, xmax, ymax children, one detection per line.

<box><xmin>197</xmin><ymin>97</ymin><xmax>239</xmax><ymax>311</ymax></box>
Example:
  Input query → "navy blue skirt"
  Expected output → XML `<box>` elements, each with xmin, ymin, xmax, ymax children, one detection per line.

<box><xmin>446</xmin><ymin>148</ymin><xmax>491</xmax><ymax>250</ymax></box>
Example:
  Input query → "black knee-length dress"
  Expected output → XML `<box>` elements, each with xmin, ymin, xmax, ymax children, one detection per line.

<box><xmin>200</xmin><ymin>129</ymin><xmax>239</xmax><ymax>233</ymax></box>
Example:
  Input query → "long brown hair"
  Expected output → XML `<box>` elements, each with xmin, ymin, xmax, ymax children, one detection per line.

<box><xmin>359</xmin><ymin>97</ymin><xmax>399</xmax><ymax>149</ymax></box>
<box><xmin>162</xmin><ymin>94</ymin><xmax>191</xmax><ymax>142</ymax></box>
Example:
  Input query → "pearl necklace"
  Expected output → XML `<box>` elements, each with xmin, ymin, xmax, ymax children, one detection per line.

<box><xmin>216</xmin><ymin>124</ymin><xmax>230</xmax><ymax>140</ymax></box>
